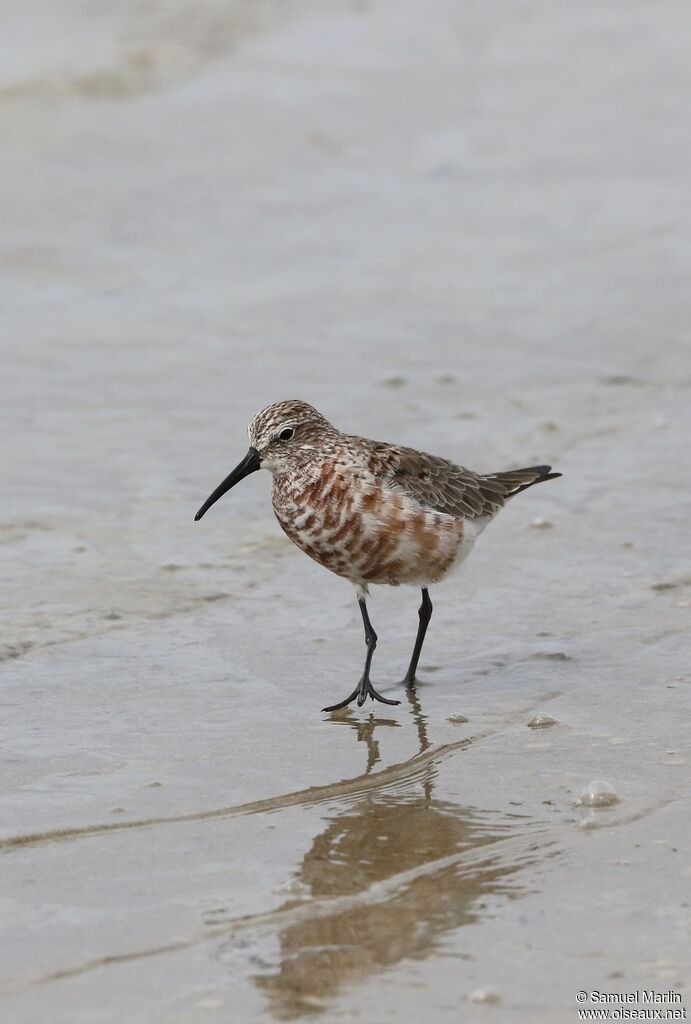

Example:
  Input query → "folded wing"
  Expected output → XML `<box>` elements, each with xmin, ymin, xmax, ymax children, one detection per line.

<box><xmin>372</xmin><ymin>444</ymin><xmax>559</xmax><ymax>520</ymax></box>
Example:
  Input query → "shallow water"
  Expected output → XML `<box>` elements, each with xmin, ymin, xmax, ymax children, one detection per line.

<box><xmin>2</xmin><ymin>1</ymin><xmax>691</xmax><ymax>1021</ymax></box>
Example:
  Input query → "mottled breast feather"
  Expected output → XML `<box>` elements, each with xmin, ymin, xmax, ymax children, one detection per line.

<box><xmin>270</xmin><ymin>428</ymin><xmax>555</xmax><ymax>588</ymax></box>
<box><xmin>272</xmin><ymin>439</ymin><xmax>468</xmax><ymax>587</ymax></box>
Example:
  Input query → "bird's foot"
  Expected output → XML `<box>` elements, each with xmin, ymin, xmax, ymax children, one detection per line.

<box><xmin>322</xmin><ymin>675</ymin><xmax>401</xmax><ymax>713</ymax></box>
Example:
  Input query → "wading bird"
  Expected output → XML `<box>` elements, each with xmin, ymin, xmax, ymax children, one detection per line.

<box><xmin>195</xmin><ymin>400</ymin><xmax>560</xmax><ymax>712</ymax></box>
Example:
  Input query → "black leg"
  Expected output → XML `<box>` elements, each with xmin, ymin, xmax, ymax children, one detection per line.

<box><xmin>402</xmin><ymin>588</ymin><xmax>433</xmax><ymax>687</ymax></box>
<box><xmin>322</xmin><ymin>599</ymin><xmax>401</xmax><ymax>712</ymax></box>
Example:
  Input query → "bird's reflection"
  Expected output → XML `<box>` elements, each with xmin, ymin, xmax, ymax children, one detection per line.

<box><xmin>327</xmin><ymin>709</ymin><xmax>400</xmax><ymax>774</ymax></box>
<box><xmin>243</xmin><ymin>691</ymin><xmax>536</xmax><ymax>1020</ymax></box>
<box><xmin>328</xmin><ymin>687</ymin><xmax>430</xmax><ymax>767</ymax></box>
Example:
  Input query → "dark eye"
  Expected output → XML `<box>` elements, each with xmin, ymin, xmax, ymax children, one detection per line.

<box><xmin>278</xmin><ymin>427</ymin><xmax>294</xmax><ymax>442</ymax></box>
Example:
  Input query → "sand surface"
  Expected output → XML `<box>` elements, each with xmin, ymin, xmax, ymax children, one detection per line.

<box><xmin>2</xmin><ymin>1</ymin><xmax>690</xmax><ymax>1021</ymax></box>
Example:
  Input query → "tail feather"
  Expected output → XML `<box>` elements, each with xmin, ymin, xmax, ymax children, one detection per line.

<box><xmin>483</xmin><ymin>464</ymin><xmax>561</xmax><ymax>498</ymax></box>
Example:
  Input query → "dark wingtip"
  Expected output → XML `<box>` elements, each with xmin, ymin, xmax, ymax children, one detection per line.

<box><xmin>528</xmin><ymin>465</ymin><xmax>562</xmax><ymax>482</ymax></box>
<box><xmin>509</xmin><ymin>466</ymin><xmax>562</xmax><ymax>496</ymax></box>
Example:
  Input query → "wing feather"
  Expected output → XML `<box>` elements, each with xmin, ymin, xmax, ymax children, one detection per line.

<box><xmin>367</xmin><ymin>444</ymin><xmax>556</xmax><ymax>520</ymax></box>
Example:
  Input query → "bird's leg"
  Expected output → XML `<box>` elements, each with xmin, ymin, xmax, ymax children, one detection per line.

<box><xmin>322</xmin><ymin>599</ymin><xmax>401</xmax><ymax>712</ymax></box>
<box><xmin>401</xmin><ymin>588</ymin><xmax>433</xmax><ymax>688</ymax></box>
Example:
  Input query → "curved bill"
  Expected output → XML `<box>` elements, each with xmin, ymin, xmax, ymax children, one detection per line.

<box><xmin>194</xmin><ymin>447</ymin><xmax>261</xmax><ymax>521</ymax></box>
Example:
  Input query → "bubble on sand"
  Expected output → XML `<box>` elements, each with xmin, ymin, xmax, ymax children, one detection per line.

<box><xmin>531</xmin><ymin>517</ymin><xmax>553</xmax><ymax>529</ymax></box>
<box><xmin>447</xmin><ymin>714</ymin><xmax>469</xmax><ymax>725</ymax></box>
<box><xmin>527</xmin><ymin>713</ymin><xmax>557</xmax><ymax>729</ymax></box>
<box><xmin>277</xmin><ymin>879</ymin><xmax>310</xmax><ymax>898</ymax></box>
<box><xmin>468</xmin><ymin>987</ymin><xmax>501</xmax><ymax>1004</ymax></box>
<box><xmin>578</xmin><ymin>780</ymin><xmax>619</xmax><ymax>807</ymax></box>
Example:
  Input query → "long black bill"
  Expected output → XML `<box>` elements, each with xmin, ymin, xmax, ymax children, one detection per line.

<box><xmin>194</xmin><ymin>447</ymin><xmax>261</xmax><ymax>521</ymax></box>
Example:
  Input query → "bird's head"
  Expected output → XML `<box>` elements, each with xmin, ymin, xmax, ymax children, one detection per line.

<box><xmin>194</xmin><ymin>399</ymin><xmax>336</xmax><ymax>521</ymax></box>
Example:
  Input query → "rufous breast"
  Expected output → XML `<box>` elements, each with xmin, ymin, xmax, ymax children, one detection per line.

<box><xmin>272</xmin><ymin>458</ymin><xmax>464</xmax><ymax>586</ymax></box>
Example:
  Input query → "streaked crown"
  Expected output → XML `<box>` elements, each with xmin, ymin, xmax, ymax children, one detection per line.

<box><xmin>248</xmin><ymin>400</ymin><xmax>338</xmax><ymax>472</ymax></box>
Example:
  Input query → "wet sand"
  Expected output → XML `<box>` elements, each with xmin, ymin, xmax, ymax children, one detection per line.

<box><xmin>2</xmin><ymin>1</ymin><xmax>690</xmax><ymax>1021</ymax></box>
